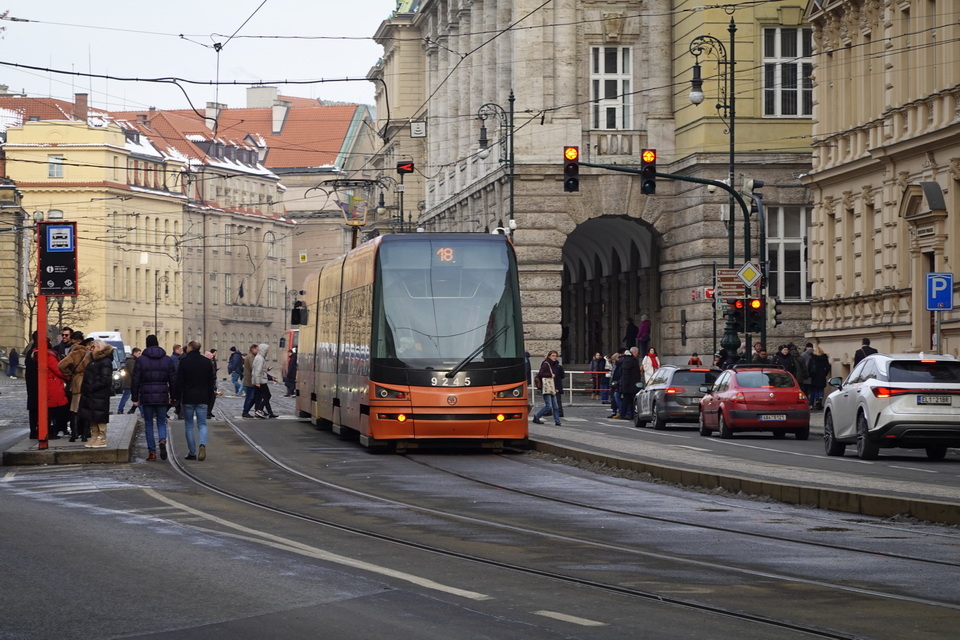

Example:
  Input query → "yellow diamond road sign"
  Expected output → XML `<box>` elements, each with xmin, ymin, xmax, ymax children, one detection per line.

<box><xmin>737</xmin><ymin>262</ymin><xmax>762</xmax><ymax>288</ymax></box>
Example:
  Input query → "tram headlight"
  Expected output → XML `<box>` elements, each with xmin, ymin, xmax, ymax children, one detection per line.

<box><xmin>495</xmin><ymin>384</ymin><xmax>525</xmax><ymax>399</ymax></box>
<box><xmin>375</xmin><ymin>385</ymin><xmax>408</xmax><ymax>400</ymax></box>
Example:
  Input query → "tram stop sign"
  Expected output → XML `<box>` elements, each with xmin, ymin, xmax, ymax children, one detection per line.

<box><xmin>37</xmin><ymin>221</ymin><xmax>78</xmax><ymax>296</ymax></box>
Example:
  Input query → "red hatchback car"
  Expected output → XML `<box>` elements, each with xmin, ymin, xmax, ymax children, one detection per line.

<box><xmin>698</xmin><ymin>365</ymin><xmax>811</xmax><ymax>439</ymax></box>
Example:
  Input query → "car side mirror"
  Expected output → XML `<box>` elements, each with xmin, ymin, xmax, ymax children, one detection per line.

<box><xmin>828</xmin><ymin>376</ymin><xmax>843</xmax><ymax>389</ymax></box>
<box><xmin>699</xmin><ymin>384</ymin><xmax>712</xmax><ymax>393</ymax></box>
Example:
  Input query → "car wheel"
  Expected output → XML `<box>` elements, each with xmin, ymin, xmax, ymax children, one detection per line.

<box><xmin>698</xmin><ymin>410</ymin><xmax>711</xmax><ymax>436</ymax></box>
<box><xmin>856</xmin><ymin>411</ymin><xmax>879</xmax><ymax>460</ymax></box>
<box><xmin>823</xmin><ymin>411</ymin><xmax>845</xmax><ymax>456</ymax></box>
<box><xmin>772</xmin><ymin>430</ymin><xmax>786</xmax><ymax>439</ymax></box>
<box><xmin>925</xmin><ymin>445</ymin><xmax>948</xmax><ymax>461</ymax></box>
<box><xmin>718</xmin><ymin>413</ymin><xmax>733</xmax><ymax>439</ymax></box>
<box><xmin>633</xmin><ymin>412</ymin><xmax>647</xmax><ymax>429</ymax></box>
<box><xmin>651</xmin><ymin>404</ymin><xmax>666</xmax><ymax>430</ymax></box>
<box><xmin>794</xmin><ymin>426</ymin><xmax>810</xmax><ymax>441</ymax></box>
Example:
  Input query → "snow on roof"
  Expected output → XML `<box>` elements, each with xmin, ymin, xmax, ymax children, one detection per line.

<box><xmin>0</xmin><ymin>107</ymin><xmax>23</xmax><ymax>132</ymax></box>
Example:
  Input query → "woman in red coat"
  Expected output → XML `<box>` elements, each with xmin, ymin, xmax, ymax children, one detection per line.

<box><xmin>35</xmin><ymin>342</ymin><xmax>70</xmax><ymax>439</ymax></box>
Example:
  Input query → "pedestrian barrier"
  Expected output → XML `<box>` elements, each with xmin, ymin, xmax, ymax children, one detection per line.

<box><xmin>529</xmin><ymin>370</ymin><xmax>610</xmax><ymax>407</ymax></box>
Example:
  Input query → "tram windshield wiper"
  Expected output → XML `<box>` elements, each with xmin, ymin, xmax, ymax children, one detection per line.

<box><xmin>445</xmin><ymin>325</ymin><xmax>508</xmax><ymax>379</ymax></box>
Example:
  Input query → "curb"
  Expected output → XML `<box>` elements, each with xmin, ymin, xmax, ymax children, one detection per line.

<box><xmin>2</xmin><ymin>414</ymin><xmax>139</xmax><ymax>466</ymax></box>
<box><xmin>530</xmin><ymin>439</ymin><xmax>960</xmax><ymax>526</ymax></box>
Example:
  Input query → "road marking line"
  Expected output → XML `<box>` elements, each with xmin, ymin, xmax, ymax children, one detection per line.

<box><xmin>890</xmin><ymin>465</ymin><xmax>938</xmax><ymax>474</ymax></box>
<box><xmin>534</xmin><ymin>610</ymin><xmax>606</xmax><ymax>627</ymax></box>
<box><xmin>143</xmin><ymin>488</ymin><xmax>492</xmax><ymax>601</ymax></box>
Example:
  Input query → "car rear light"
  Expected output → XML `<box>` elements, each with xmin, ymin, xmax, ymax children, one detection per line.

<box><xmin>871</xmin><ymin>387</ymin><xmax>921</xmax><ymax>398</ymax></box>
<box><xmin>873</xmin><ymin>387</ymin><xmax>892</xmax><ymax>399</ymax></box>
<box><xmin>730</xmin><ymin>392</ymin><xmax>746</xmax><ymax>404</ymax></box>
<box><xmin>798</xmin><ymin>391</ymin><xmax>807</xmax><ymax>402</ymax></box>
<box><xmin>665</xmin><ymin>387</ymin><xmax>685</xmax><ymax>394</ymax></box>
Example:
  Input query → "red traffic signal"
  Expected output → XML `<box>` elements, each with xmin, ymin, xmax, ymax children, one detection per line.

<box><xmin>396</xmin><ymin>161</ymin><xmax>415</xmax><ymax>175</ymax></box>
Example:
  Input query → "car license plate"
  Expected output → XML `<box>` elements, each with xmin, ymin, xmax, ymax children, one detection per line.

<box><xmin>917</xmin><ymin>395</ymin><xmax>951</xmax><ymax>405</ymax></box>
<box><xmin>760</xmin><ymin>414</ymin><xmax>786</xmax><ymax>421</ymax></box>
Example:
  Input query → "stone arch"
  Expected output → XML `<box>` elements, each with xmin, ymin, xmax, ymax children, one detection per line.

<box><xmin>560</xmin><ymin>216</ymin><xmax>660</xmax><ymax>362</ymax></box>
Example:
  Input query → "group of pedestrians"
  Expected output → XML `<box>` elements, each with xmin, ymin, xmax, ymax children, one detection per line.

<box><xmin>749</xmin><ymin>341</ymin><xmax>833</xmax><ymax>409</ymax></box>
<box><xmin>24</xmin><ymin>327</ymin><xmax>114</xmax><ymax>448</ymax></box>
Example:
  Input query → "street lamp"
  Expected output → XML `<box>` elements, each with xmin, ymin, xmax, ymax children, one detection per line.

<box><xmin>689</xmin><ymin>17</ymin><xmax>743</xmax><ymax>355</ymax></box>
<box><xmin>154</xmin><ymin>273</ymin><xmax>169</xmax><ymax>337</ymax></box>
<box><xmin>376</xmin><ymin>175</ymin><xmax>406</xmax><ymax>233</ymax></box>
<box><xmin>477</xmin><ymin>89</ymin><xmax>515</xmax><ymax>232</ymax></box>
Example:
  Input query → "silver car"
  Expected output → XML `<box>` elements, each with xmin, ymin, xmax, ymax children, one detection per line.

<box><xmin>823</xmin><ymin>353</ymin><xmax>960</xmax><ymax>460</ymax></box>
<box><xmin>634</xmin><ymin>365</ymin><xmax>720</xmax><ymax>430</ymax></box>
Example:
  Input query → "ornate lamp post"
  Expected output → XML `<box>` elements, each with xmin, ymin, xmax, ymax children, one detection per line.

<box><xmin>477</xmin><ymin>90</ymin><xmax>515</xmax><ymax>232</ymax></box>
<box><xmin>154</xmin><ymin>273</ymin><xmax>170</xmax><ymax>337</ymax></box>
<box><xmin>689</xmin><ymin>17</ymin><xmax>743</xmax><ymax>355</ymax></box>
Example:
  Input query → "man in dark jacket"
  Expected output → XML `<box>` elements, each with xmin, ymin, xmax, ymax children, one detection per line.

<box><xmin>132</xmin><ymin>334</ymin><xmax>176</xmax><ymax>461</ymax></box>
<box><xmin>853</xmin><ymin>338</ymin><xmax>878</xmax><ymax>365</ymax></box>
<box><xmin>617</xmin><ymin>347</ymin><xmax>641</xmax><ymax>420</ymax></box>
<box><xmin>227</xmin><ymin>346</ymin><xmax>243</xmax><ymax>396</ymax></box>
<box><xmin>174</xmin><ymin>341</ymin><xmax>216</xmax><ymax>461</ymax></box>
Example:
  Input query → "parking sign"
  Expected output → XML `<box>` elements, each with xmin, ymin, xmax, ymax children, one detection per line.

<box><xmin>926</xmin><ymin>272</ymin><xmax>953</xmax><ymax>310</ymax></box>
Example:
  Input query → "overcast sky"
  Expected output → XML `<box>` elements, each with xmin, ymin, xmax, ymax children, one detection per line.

<box><xmin>0</xmin><ymin>0</ymin><xmax>394</xmax><ymax>112</ymax></box>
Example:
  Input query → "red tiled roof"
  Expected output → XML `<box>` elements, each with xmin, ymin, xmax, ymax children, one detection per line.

<box><xmin>157</xmin><ymin>103</ymin><xmax>359</xmax><ymax>170</ymax></box>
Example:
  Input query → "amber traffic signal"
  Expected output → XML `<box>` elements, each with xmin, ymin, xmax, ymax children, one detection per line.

<box><xmin>563</xmin><ymin>146</ymin><xmax>580</xmax><ymax>192</ymax></box>
<box><xmin>640</xmin><ymin>148</ymin><xmax>657</xmax><ymax>194</ymax></box>
<box><xmin>746</xmin><ymin>298</ymin><xmax>764</xmax><ymax>333</ymax></box>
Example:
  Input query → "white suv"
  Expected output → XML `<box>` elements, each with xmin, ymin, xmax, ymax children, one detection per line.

<box><xmin>822</xmin><ymin>353</ymin><xmax>960</xmax><ymax>460</ymax></box>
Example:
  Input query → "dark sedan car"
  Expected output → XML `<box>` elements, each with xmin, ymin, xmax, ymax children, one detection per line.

<box><xmin>698</xmin><ymin>365</ymin><xmax>810</xmax><ymax>439</ymax></box>
<box><xmin>634</xmin><ymin>365</ymin><xmax>721</xmax><ymax>430</ymax></box>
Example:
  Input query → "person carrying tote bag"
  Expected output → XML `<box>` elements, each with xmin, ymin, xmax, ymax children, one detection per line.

<box><xmin>531</xmin><ymin>350</ymin><xmax>562</xmax><ymax>426</ymax></box>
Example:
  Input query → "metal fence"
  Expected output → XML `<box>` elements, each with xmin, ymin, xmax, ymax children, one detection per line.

<box><xmin>530</xmin><ymin>369</ymin><xmax>609</xmax><ymax>406</ymax></box>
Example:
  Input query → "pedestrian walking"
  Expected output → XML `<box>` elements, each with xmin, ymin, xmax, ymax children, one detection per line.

<box><xmin>227</xmin><ymin>346</ymin><xmax>243</xmax><ymax>395</ymax></box>
<box><xmin>7</xmin><ymin>347</ymin><xmax>19</xmax><ymax>378</ymax></box>
<box><xmin>174</xmin><ymin>342</ymin><xmax>216</xmax><ymax>461</ymax></box>
<box><xmin>617</xmin><ymin>347</ymin><xmax>641</xmax><ymax>420</ymax></box>
<box><xmin>531</xmin><ymin>350</ymin><xmax>562</xmax><ymax>426</ymax></box>
<box><xmin>853</xmin><ymin>338</ymin><xmax>878</xmax><ymax>365</ymax></box>
<box><xmin>252</xmin><ymin>343</ymin><xmax>277</xmax><ymax>418</ymax></box>
<box><xmin>809</xmin><ymin>346</ymin><xmax>832</xmax><ymax>409</ymax></box>
<box><xmin>241</xmin><ymin>344</ymin><xmax>258</xmax><ymax>418</ymax></box>
<box><xmin>607</xmin><ymin>351</ymin><xmax>623</xmax><ymax>417</ymax></box>
<box><xmin>132</xmin><ymin>334</ymin><xmax>176</xmax><ymax>461</ymax></box>
<box><xmin>78</xmin><ymin>340</ymin><xmax>114</xmax><ymax>448</ymax></box>
<box><xmin>116</xmin><ymin>348</ymin><xmax>140</xmax><ymax>414</ymax></box>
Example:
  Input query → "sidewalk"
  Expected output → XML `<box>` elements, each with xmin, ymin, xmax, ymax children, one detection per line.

<box><xmin>2</xmin><ymin>413</ymin><xmax>138</xmax><ymax>465</ymax></box>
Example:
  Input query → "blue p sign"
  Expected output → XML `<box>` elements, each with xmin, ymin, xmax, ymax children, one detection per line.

<box><xmin>926</xmin><ymin>273</ymin><xmax>954</xmax><ymax>311</ymax></box>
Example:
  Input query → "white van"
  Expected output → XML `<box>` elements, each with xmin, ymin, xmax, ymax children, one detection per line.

<box><xmin>87</xmin><ymin>331</ymin><xmax>128</xmax><ymax>392</ymax></box>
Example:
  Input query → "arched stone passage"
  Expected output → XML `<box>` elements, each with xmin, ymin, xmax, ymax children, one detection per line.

<box><xmin>560</xmin><ymin>216</ymin><xmax>659</xmax><ymax>362</ymax></box>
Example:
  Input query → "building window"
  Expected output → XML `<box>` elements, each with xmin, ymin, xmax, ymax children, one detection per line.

<box><xmin>48</xmin><ymin>155</ymin><xmax>65</xmax><ymax>178</ymax></box>
<box><xmin>763</xmin><ymin>27</ymin><xmax>813</xmax><ymax>117</ymax></box>
<box><xmin>766</xmin><ymin>205</ymin><xmax>812</xmax><ymax>301</ymax></box>
<box><xmin>224</xmin><ymin>274</ymin><xmax>232</xmax><ymax>305</ymax></box>
<box><xmin>591</xmin><ymin>46</ymin><xmax>632</xmax><ymax>130</ymax></box>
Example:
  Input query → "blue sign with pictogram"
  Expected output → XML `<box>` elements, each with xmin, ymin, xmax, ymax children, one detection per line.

<box><xmin>38</xmin><ymin>221</ymin><xmax>78</xmax><ymax>296</ymax></box>
<box><xmin>926</xmin><ymin>272</ymin><xmax>953</xmax><ymax>311</ymax></box>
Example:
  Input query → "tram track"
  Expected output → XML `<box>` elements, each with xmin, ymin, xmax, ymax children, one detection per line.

<box><xmin>150</xmin><ymin>408</ymin><xmax>959</xmax><ymax>639</ymax></box>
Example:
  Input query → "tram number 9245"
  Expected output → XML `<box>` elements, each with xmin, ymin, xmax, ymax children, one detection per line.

<box><xmin>430</xmin><ymin>373</ymin><xmax>471</xmax><ymax>387</ymax></box>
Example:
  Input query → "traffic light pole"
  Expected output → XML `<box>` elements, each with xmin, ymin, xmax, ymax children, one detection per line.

<box><xmin>580</xmin><ymin>162</ymin><xmax>753</xmax><ymax>357</ymax></box>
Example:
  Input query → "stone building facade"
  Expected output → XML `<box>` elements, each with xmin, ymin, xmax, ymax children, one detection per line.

<box><xmin>804</xmin><ymin>0</ymin><xmax>960</xmax><ymax>374</ymax></box>
<box><xmin>369</xmin><ymin>1</ymin><xmax>815</xmax><ymax>363</ymax></box>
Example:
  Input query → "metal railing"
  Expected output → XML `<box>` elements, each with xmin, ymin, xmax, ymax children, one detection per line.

<box><xmin>530</xmin><ymin>370</ymin><xmax>610</xmax><ymax>406</ymax></box>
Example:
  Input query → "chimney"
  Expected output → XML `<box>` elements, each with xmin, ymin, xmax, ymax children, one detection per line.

<box><xmin>247</xmin><ymin>86</ymin><xmax>278</xmax><ymax>108</ymax></box>
<box><xmin>205</xmin><ymin>101</ymin><xmax>227</xmax><ymax>131</ymax></box>
<box><xmin>74</xmin><ymin>93</ymin><xmax>89</xmax><ymax>122</ymax></box>
<box><xmin>272</xmin><ymin>99</ymin><xmax>291</xmax><ymax>135</ymax></box>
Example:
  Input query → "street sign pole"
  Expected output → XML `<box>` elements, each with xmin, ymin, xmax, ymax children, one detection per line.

<box><xmin>926</xmin><ymin>272</ymin><xmax>954</xmax><ymax>354</ymax></box>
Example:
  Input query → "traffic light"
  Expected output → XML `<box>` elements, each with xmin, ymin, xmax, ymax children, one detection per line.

<box><xmin>563</xmin><ymin>146</ymin><xmax>580</xmax><ymax>192</ymax></box>
<box><xmin>746</xmin><ymin>298</ymin><xmax>764</xmax><ymax>333</ymax></box>
<box><xmin>742</xmin><ymin>178</ymin><xmax>765</xmax><ymax>198</ymax></box>
<box><xmin>724</xmin><ymin>298</ymin><xmax>744</xmax><ymax>333</ymax></box>
<box><xmin>640</xmin><ymin>148</ymin><xmax>657</xmax><ymax>194</ymax></box>
<box><xmin>396</xmin><ymin>161</ymin><xmax>415</xmax><ymax>175</ymax></box>
<box><xmin>767</xmin><ymin>296</ymin><xmax>783</xmax><ymax>327</ymax></box>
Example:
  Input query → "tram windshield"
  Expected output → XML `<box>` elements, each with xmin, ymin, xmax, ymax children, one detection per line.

<box><xmin>373</xmin><ymin>237</ymin><xmax>522</xmax><ymax>367</ymax></box>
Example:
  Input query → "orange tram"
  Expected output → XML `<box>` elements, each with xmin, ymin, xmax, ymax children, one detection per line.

<box><xmin>292</xmin><ymin>233</ymin><xmax>529</xmax><ymax>452</ymax></box>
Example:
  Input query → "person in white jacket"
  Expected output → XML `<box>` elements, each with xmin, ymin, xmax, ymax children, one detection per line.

<box><xmin>640</xmin><ymin>347</ymin><xmax>660</xmax><ymax>384</ymax></box>
<box><xmin>251</xmin><ymin>343</ymin><xmax>277</xmax><ymax>418</ymax></box>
